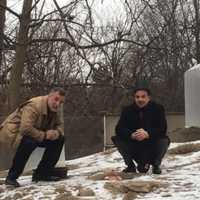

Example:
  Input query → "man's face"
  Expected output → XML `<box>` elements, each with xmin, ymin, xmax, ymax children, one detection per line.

<box><xmin>47</xmin><ymin>92</ymin><xmax>65</xmax><ymax>112</ymax></box>
<box><xmin>134</xmin><ymin>90</ymin><xmax>150</xmax><ymax>108</ymax></box>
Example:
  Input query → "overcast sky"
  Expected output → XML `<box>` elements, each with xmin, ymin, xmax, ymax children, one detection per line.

<box><xmin>6</xmin><ymin>0</ymin><xmax>125</xmax><ymax>26</ymax></box>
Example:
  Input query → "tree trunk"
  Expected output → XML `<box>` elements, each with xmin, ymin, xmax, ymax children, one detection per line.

<box><xmin>7</xmin><ymin>0</ymin><xmax>33</xmax><ymax>111</ymax></box>
<box><xmin>0</xmin><ymin>0</ymin><xmax>6</xmax><ymax>70</ymax></box>
<box><xmin>193</xmin><ymin>0</ymin><xmax>200</xmax><ymax>63</ymax></box>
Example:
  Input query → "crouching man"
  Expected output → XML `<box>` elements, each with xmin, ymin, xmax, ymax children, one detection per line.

<box><xmin>112</xmin><ymin>87</ymin><xmax>170</xmax><ymax>174</ymax></box>
<box><xmin>0</xmin><ymin>87</ymin><xmax>65</xmax><ymax>187</ymax></box>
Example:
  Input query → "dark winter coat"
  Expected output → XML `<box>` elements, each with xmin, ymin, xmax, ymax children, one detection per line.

<box><xmin>115</xmin><ymin>101</ymin><xmax>167</xmax><ymax>141</ymax></box>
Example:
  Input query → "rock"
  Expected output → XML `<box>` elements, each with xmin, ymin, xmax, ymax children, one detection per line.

<box><xmin>104</xmin><ymin>180</ymin><xmax>167</xmax><ymax>194</ymax></box>
<box><xmin>24</xmin><ymin>186</ymin><xmax>37</xmax><ymax>191</ymax></box>
<box><xmin>104</xmin><ymin>168</ymin><xmax>120</xmax><ymax>177</ymax></box>
<box><xmin>17</xmin><ymin>186</ymin><xmax>36</xmax><ymax>193</ymax></box>
<box><xmin>168</xmin><ymin>143</ymin><xmax>200</xmax><ymax>154</ymax></box>
<box><xmin>103</xmin><ymin>168</ymin><xmax>122</xmax><ymax>181</ymax></box>
<box><xmin>124</xmin><ymin>180</ymin><xmax>167</xmax><ymax>193</ymax></box>
<box><xmin>169</xmin><ymin>127</ymin><xmax>200</xmax><ymax>142</ymax></box>
<box><xmin>123</xmin><ymin>191</ymin><xmax>137</xmax><ymax>200</ymax></box>
<box><xmin>0</xmin><ymin>186</ymin><xmax>4</xmax><ymax>193</ymax></box>
<box><xmin>42</xmin><ymin>189</ymin><xmax>55</xmax><ymax>195</ymax></box>
<box><xmin>104</xmin><ymin>182</ymin><xmax>129</xmax><ymax>194</ymax></box>
<box><xmin>54</xmin><ymin>184</ymin><xmax>71</xmax><ymax>194</ymax></box>
<box><xmin>12</xmin><ymin>191</ymin><xmax>24</xmax><ymax>199</ymax></box>
<box><xmin>56</xmin><ymin>193</ymin><xmax>73</xmax><ymax>200</ymax></box>
<box><xmin>119</xmin><ymin>172</ymin><xmax>142</xmax><ymax>180</ymax></box>
<box><xmin>104</xmin><ymin>176</ymin><xmax>122</xmax><ymax>181</ymax></box>
<box><xmin>88</xmin><ymin>168</ymin><xmax>119</xmax><ymax>180</ymax></box>
<box><xmin>88</xmin><ymin>172</ymin><xmax>105</xmax><ymax>180</ymax></box>
<box><xmin>78</xmin><ymin>187</ymin><xmax>95</xmax><ymax>196</ymax></box>
<box><xmin>88</xmin><ymin>168</ymin><xmax>142</xmax><ymax>181</ymax></box>
<box><xmin>66</xmin><ymin>197</ymin><xmax>97</xmax><ymax>200</ymax></box>
<box><xmin>67</xmin><ymin>164</ymin><xmax>80</xmax><ymax>170</ymax></box>
<box><xmin>60</xmin><ymin>196</ymin><xmax>78</xmax><ymax>200</ymax></box>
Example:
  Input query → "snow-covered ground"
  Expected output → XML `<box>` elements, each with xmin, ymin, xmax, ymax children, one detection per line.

<box><xmin>1</xmin><ymin>141</ymin><xmax>200</xmax><ymax>200</ymax></box>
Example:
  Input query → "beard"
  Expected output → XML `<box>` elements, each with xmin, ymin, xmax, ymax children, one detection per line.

<box><xmin>136</xmin><ymin>101</ymin><xmax>147</xmax><ymax>108</ymax></box>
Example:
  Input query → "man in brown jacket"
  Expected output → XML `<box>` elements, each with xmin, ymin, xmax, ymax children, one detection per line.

<box><xmin>0</xmin><ymin>88</ymin><xmax>65</xmax><ymax>187</ymax></box>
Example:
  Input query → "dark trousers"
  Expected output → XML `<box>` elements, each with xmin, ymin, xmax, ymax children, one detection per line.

<box><xmin>8</xmin><ymin>135</ymin><xmax>65</xmax><ymax>180</ymax></box>
<box><xmin>111</xmin><ymin>136</ymin><xmax>170</xmax><ymax>167</ymax></box>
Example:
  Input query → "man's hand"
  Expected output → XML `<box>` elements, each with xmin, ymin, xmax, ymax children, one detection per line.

<box><xmin>45</xmin><ymin>130</ymin><xmax>60</xmax><ymax>140</ymax></box>
<box><xmin>131</xmin><ymin>128</ymin><xmax>149</xmax><ymax>141</ymax></box>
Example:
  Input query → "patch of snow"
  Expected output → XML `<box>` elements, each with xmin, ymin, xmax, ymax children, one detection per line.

<box><xmin>1</xmin><ymin>141</ymin><xmax>200</xmax><ymax>199</ymax></box>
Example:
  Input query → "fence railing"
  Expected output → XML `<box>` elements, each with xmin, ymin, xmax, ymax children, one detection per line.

<box><xmin>0</xmin><ymin>113</ymin><xmax>185</xmax><ymax>170</ymax></box>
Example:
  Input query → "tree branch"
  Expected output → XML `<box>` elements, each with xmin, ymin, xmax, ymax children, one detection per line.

<box><xmin>0</xmin><ymin>4</ymin><xmax>20</xmax><ymax>18</ymax></box>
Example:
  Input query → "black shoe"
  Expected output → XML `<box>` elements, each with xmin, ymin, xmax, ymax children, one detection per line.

<box><xmin>32</xmin><ymin>173</ymin><xmax>61</xmax><ymax>182</ymax></box>
<box><xmin>137</xmin><ymin>163</ymin><xmax>150</xmax><ymax>173</ymax></box>
<box><xmin>122</xmin><ymin>166</ymin><xmax>136</xmax><ymax>173</ymax></box>
<box><xmin>48</xmin><ymin>167</ymin><xmax>68</xmax><ymax>179</ymax></box>
<box><xmin>152</xmin><ymin>165</ymin><xmax>162</xmax><ymax>174</ymax></box>
<box><xmin>5</xmin><ymin>177</ymin><xmax>20</xmax><ymax>187</ymax></box>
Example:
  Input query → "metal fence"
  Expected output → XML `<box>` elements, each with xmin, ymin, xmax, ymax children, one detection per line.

<box><xmin>64</xmin><ymin>116</ymin><xmax>104</xmax><ymax>160</ymax></box>
<box><xmin>0</xmin><ymin>112</ymin><xmax>185</xmax><ymax>170</ymax></box>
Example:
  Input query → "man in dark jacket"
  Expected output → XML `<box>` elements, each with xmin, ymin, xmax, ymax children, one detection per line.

<box><xmin>112</xmin><ymin>87</ymin><xmax>170</xmax><ymax>174</ymax></box>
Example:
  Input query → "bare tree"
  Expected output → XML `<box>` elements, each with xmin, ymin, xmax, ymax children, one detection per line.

<box><xmin>3</xmin><ymin>0</ymin><xmax>199</xmax><ymax>114</ymax></box>
<box><xmin>192</xmin><ymin>0</ymin><xmax>200</xmax><ymax>62</ymax></box>
<box><xmin>0</xmin><ymin>0</ymin><xmax>6</xmax><ymax>70</ymax></box>
<box><xmin>7</xmin><ymin>0</ymin><xmax>33</xmax><ymax>110</ymax></box>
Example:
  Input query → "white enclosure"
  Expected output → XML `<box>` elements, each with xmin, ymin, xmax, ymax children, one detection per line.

<box><xmin>184</xmin><ymin>64</ymin><xmax>200</xmax><ymax>127</ymax></box>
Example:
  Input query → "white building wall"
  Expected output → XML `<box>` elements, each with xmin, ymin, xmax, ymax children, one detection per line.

<box><xmin>185</xmin><ymin>64</ymin><xmax>200</xmax><ymax>127</ymax></box>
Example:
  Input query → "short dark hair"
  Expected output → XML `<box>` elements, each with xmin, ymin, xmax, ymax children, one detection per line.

<box><xmin>50</xmin><ymin>87</ymin><xmax>65</xmax><ymax>96</ymax></box>
<box><xmin>133</xmin><ymin>87</ymin><xmax>151</xmax><ymax>96</ymax></box>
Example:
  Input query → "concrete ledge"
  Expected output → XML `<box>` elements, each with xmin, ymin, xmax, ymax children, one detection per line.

<box><xmin>24</xmin><ymin>147</ymin><xmax>66</xmax><ymax>171</ymax></box>
<box><xmin>0</xmin><ymin>146</ymin><xmax>65</xmax><ymax>171</ymax></box>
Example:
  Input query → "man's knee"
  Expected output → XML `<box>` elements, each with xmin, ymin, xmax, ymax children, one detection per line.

<box><xmin>151</xmin><ymin>138</ymin><xmax>169</xmax><ymax>159</ymax></box>
<box><xmin>57</xmin><ymin>135</ymin><xmax>65</xmax><ymax>146</ymax></box>
<box><xmin>20</xmin><ymin>136</ymin><xmax>38</xmax><ymax>148</ymax></box>
<box><xmin>156</xmin><ymin>137</ymin><xmax>170</xmax><ymax>149</ymax></box>
<box><xmin>111</xmin><ymin>135</ymin><xmax>137</xmax><ymax>156</ymax></box>
<box><xmin>111</xmin><ymin>135</ymin><xmax>127</xmax><ymax>147</ymax></box>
